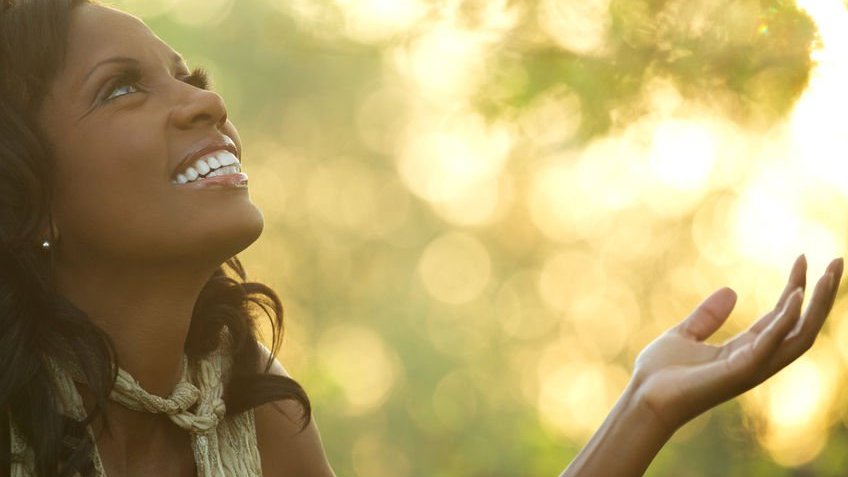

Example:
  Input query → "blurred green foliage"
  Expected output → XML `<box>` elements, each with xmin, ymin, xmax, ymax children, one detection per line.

<box><xmin>481</xmin><ymin>0</ymin><xmax>817</xmax><ymax>138</ymax></box>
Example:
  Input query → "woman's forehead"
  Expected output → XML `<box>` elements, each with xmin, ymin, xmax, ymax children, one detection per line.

<box><xmin>63</xmin><ymin>4</ymin><xmax>176</xmax><ymax>82</ymax></box>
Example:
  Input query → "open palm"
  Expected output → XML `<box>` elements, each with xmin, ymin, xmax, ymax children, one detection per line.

<box><xmin>632</xmin><ymin>256</ymin><xmax>843</xmax><ymax>433</ymax></box>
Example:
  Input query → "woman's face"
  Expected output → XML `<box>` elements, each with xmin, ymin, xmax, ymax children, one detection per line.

<box><xmin>38</xmin><ymin>4</ymin><xmax>263</xmax><ymax>270</ymax></box>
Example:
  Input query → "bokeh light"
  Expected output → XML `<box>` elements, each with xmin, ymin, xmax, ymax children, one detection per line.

<box><xmin>334</xmin><ymin>0</ymin><xmax>428</xmax><ymax>43</ymax></box>
<box><xmin>538</xmin><ymin>0</ymin><xmax>612</xmax><ymax>55</ymax></box>
<box><xmin>417</xmin><ymin>232</ymin><xmax>492</xmax><ymax>305</ymax></box>
<box><xmin>316</xmin><ymin>325</ymin><xmax>401</xmax><ymax>416</ymax></box>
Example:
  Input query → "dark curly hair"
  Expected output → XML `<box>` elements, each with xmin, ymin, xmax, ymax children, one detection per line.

<box><xmin>0</xmin><ymin>1</ymin><xmax>310</xmax><ymax>475</ymax></box>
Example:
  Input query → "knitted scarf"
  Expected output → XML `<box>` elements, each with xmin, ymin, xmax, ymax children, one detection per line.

<box><xmin>8</xmin><ymin>330</ymin><xmax>263</xmax><ymax>476</ymax></box>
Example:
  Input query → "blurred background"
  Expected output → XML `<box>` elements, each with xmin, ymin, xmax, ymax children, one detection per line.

<box><xmin>110</xmin><ymin>0</ymin><xmax>848</xmax><ymax>475</ymax></box>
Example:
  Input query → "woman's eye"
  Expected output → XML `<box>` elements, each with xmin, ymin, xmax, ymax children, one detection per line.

<box><xmin>100</xmin><ymin>69</ymin><xmax>144</xmax><ymax>103</ymax></box>
<box><xmin>105</xmin><ymin>82</ymin><xmax>139</xmax><ymax>101</ymax></box>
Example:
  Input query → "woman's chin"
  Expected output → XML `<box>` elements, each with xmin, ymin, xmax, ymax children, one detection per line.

<box><xmin>169</xmin><ymin>204</ymin><xmax>265</xmax><ymax>267</ymax></box>
<box><xmin>210</xmin><ymin>205</ymin><xmax>265</xmax><ymax>261</ymax></box>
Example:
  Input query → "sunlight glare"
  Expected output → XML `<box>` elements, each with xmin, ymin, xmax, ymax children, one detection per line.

<box><xmin>732</xmin><ymin>177</ymin><xmax>803</xmax><ymax>266</ymax></box>
<box><xmin>789</xmin><ymin>0</ymin><xmax>848</xmax><ymax>193</ymax></box>
<box><xmin>431</xmin><ymin>176</ymin><xmax>511</xmax><ymax>227</ymax></box>
<box><xmin>648</xmin><ymin>119</ymin><xmax>717</xmax><ymax>191</ymax></box>
<box><xmin>335</xmin><ymin>0</ymin><xmax>428</xmax><ymax>43</ymax></box>
<box><xmin>537</xmin><ymin>0</ymin><xmax>612</xmax><ymax>55</ymax></box>
<box><xmin>394</xmin><ymin>24</ymin><xmax>491</xmax><ymax>101</ymax></box>
<box><xmin>399</xmin><ymin>112</ymin><xmax>513</xmax><ymax>204</ymax></box>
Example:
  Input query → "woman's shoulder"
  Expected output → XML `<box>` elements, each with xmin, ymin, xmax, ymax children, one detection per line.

<box><xmin>253</xmin><ymin>343</ymin><xmax>336</xmax><ymax>477</ymax></box>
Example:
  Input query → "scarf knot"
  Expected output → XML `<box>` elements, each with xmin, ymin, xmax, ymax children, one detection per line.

<box><xmin>109</xmin><ymin>355</ymin><xmax>226</xmax><ymax>435</ymax></box>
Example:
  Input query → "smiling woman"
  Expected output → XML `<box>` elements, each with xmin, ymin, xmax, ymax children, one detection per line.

<box><xmin>0</xmin><ymin>1</ymin><xmax>844</xmax><ymax>477</ymax></box>
<box><xmin>0</xmin><ymin>1</ymin><xmax>328</xmax><ymax>476</ymax></box>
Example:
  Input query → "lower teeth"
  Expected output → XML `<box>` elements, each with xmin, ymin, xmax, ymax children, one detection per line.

<box><xmin>204</xmin><ymin>167</ymin><xmax>238</xmax><ymax>179</ymax></box>
<box><xmin>173</xmin><ymin>165</ymin><xmax>240</xmax><ymax>184</ymax></box>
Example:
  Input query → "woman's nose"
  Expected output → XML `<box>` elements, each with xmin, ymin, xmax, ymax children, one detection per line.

<box><xmin>170</xmin><ymin>84</ymin><xmax>228</xmax><ymax>130</ymax></box>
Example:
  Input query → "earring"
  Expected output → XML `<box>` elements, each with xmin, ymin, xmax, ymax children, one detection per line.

<box><xmin>41</xmin><ymin>239</ymin><xmax>51</xmax><ymax>251</ymax></box>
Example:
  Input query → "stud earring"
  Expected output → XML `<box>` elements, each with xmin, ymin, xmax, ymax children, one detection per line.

<box><xmin>41</xmin><ymin>239</ymin><xmax>51</xmax><ymax>251</ymax></box>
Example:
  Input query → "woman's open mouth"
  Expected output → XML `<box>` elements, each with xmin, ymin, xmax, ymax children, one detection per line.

<box><xmin>172</xmin><ymin>150</ymin><xmax>242</xmax><ymax>185</ymax></box>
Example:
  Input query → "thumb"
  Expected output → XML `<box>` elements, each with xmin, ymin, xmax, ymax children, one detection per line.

<box><xmin>675</xmin><ymin>287</ymin><xmax>738</xmax><ymax>341</ymax></box>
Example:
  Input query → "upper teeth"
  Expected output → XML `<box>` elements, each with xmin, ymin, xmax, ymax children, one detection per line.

<box><xmin>173</xmin><ymin>151</ymin><xmax>241</xmax><ymax>185</ymax></box>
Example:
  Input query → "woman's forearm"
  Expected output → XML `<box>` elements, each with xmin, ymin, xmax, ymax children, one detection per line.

<box><xmin>559</xmin><ymin>384</ymin><xmax>674</xmax><ymax>477</ymax></box>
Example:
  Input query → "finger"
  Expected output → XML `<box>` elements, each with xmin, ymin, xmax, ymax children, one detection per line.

<box><xmin>752</xmin><ymin>288</ymin><xmax>804</xmax><ymax>355</ymax></box>
<box><xmin>766</xmin><ymin>271</ymin><xmax>835</xmax><ymax>373</ymax></box>
<box><xmin>748</xmin><ymin>255</ymin><xmax>807</xmax><ymax>335</ymax></box>
<box><xmin>792</xmin><ymin>268</ymin><xmax>837</xmax><ymax>340</ymax></box>
<box><xmin>776</xmin><ymin>254</ymin><xmax>808</xmax><ymax>305</ymax></box>
<box><xmin>822</xmin><ymin>258</ymin><xmax>844</xmax><ymax>315</ymax></box>
<box><xmin>676</xmin><ymin>287</ymin><xmax>738</xmax><ymax>341</ymax></box>
<box><xmin>724</xmin><ymin>288</ymin><xmax>803</xmax><ymax>383</ymax></box>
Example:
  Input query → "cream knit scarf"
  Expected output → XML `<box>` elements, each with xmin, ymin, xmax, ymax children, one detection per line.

<box><xmin>8</xmin><ymin>330</ymin><xmax>263</xmax><ymax>476</ymax></box>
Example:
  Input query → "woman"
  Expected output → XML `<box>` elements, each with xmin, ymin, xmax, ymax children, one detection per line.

<box><xmin>0</xmin><ymin>1</ymin><xmax>841</xmax><ymax>476</ymax></box>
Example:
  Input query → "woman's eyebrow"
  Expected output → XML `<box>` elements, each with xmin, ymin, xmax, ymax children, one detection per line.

<box><xmin>82</xmin><ymin>54</ymin><xmax>185</xmax><ymax>86</ymax></box>
<box><xmin>82</xmin><ymin>56</ymin><xmax>139</xmax><ymax>86</ymax></box>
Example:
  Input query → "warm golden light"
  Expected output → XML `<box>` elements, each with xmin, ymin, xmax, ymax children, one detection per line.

<box><xmin>351</xmin><ymin>432</ymin><xmax>412</xmax><ymax>477</ymax></box>
<box><xmin>171</xmin><ymin>0</ymin><xmax>233</xmax><ymax>26</ymax></box>
<box><xmin>111</xmin><ymin>0</ymin><xmax>176</xmax><ymax>18</ymax></box>
<box><xmin>536</xmin><ymin>360</ymin><xmax>628</xmax><ymax>439</ymax></box>
<box><xmin>317</xmin><ymin>325</ymin><xmax>401</xmax><ymax>415</ymax></box>
<box><xmin>519</xmin><ymin>86</ymin><xmax>583</xmax><ymax>147</ymax></box>
<box><xmin>747</xmin><ymin>342</ymin><xmax>842</xmax><ymax>466</ymax></box>
<box><xmin>538</xmin><ymin>251</ymin><xmax>606</xmax><ymax>313</ymax></box>
<box><xmin>417</xmin><ymin>232</ymin><xmax>492</xmax><ymax>305</ymax></box>
<box><xmin>334</xmin><ymin>0</ymin><xmax>428</xmax><ymax>43</ymax></box>
<box><xmin>398</xmin><ymin>112</ymin><xmax>513</xmax><ymax>216</ymax></box>
<box><xmin>394</xmin><ymin>25</ymin><xmax>490</xmax><ymax>101</ymax></box>
<box><xmin>430</xmin><ymin>176</ymin><xmax>511</xmax><ymax>227</ymax></box>
<box><xmin>790</xmin><ymin>0</ymin><xmax>848</xmax><ymax>194</ymax></box>
<box><xmin>537</xmin><ymin>0</ymin><xmax>611</xmax><ymax>55</ymax></box>
<box><xmin>648</xmin><ymin>119</ymin><xmax>717</xmax><ymax>191</ymax></box>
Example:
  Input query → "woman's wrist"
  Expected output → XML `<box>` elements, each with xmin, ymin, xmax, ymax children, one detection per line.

<box><xmin>560</xmin><ymin>381</ymin><xmax>678</xmax><ymax>477</ymax></box>
<box><xmin>623</xmin><ymin>374</ymin><xmax>687</xmax><ymax>438</ymax></box>
<box><xmin>620</xmin><ymin>381</ymin><xmax>680</xmax><ymax>442</ymax></box>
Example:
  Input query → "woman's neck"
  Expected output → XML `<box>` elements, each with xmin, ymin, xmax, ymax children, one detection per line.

<box><xmin>54</xmin><ymin>261</ymin><xmax>213</xmax><ymax>397</ymax></box>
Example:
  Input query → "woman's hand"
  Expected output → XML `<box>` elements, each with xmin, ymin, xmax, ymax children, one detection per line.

<box><xmin>560</xmin><ymin>256</ymin><xmax>842</xmax><ymax>477</ymax></box>
<box><xmin>631</xmin><ymin>255</ymin><xmax>843</xmax><ymax>434</ymax></box>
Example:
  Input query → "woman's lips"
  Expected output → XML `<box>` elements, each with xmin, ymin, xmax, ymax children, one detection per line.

<box><xmin>175</xmin><ymin>172</ymin><xmax>249</xmax><ymax>189</ymax></box>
